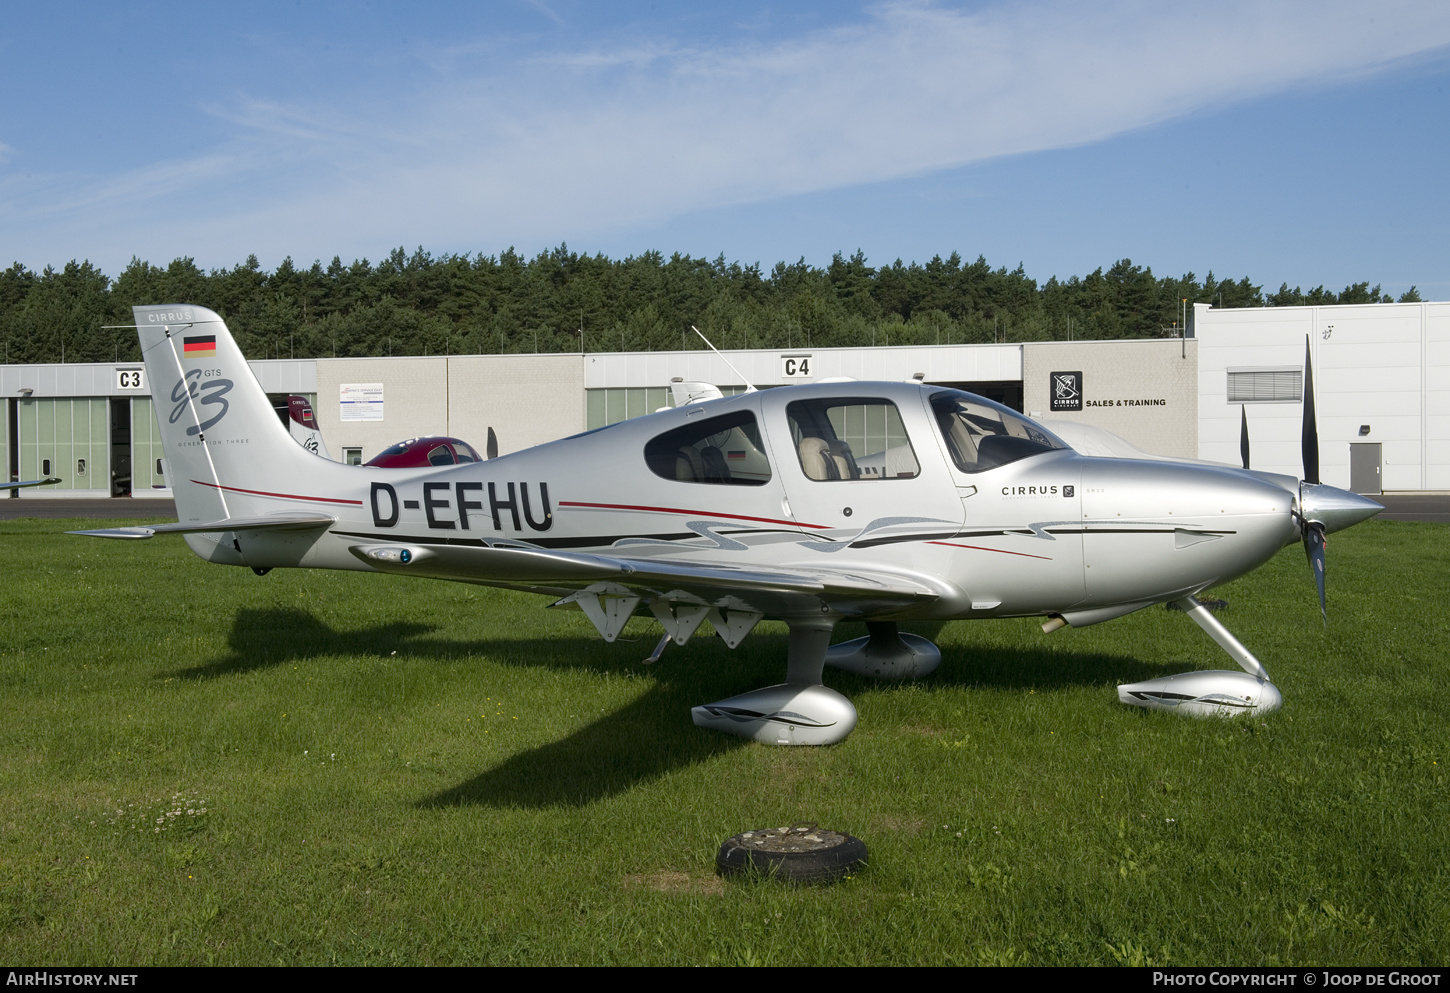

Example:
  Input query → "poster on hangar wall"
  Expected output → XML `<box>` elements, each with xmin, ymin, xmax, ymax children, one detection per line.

<box><xmin>340</xmin><ymin>383</ymin><xmax>384</xmax><ymax>422</ymax></box>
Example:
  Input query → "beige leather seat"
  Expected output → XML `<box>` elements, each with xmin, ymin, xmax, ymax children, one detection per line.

<box><xmin>798</xmin><ymin>437</ymin><xmax>840</xmax><ymax>480</ymax></box>
<box><xmin>827</xmin><ymin>440</ymin><xmax>859</xmax><ymax>480</ymax></box>
<box><xmin>675</xmin><ymin>446</ymin><xmax>705</xmax><ymax>482</ymax></box>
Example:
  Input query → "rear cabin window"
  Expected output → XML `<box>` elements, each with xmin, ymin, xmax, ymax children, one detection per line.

<box><xmin>786</xmin><ymin>398</ymin><xmax>920</xmax><ymax>480</ymax></box>
<box><xmin>644</xmin><ymin>410</ymin><xmax>771</xmax><ymax>485</ymax></box>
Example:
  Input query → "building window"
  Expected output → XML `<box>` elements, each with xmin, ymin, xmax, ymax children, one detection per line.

<box><xmin>1227</xmin><ymin>369</ymin><xmax>1302</xmax><ymax>403</ymax></box>
<box><xmin>586</xmin><ymin>386</ymin><xmax>752</xmax><ymax>430</ymax></box>
<box><xmin>587</xmin><ymin>387</ymin><xmax>673</xmax><ymax>430</ymax></box>
<box><xmin>343</xmin><ymin>447</ymin><xmax>363</xmax><ymax>465</ymax></box>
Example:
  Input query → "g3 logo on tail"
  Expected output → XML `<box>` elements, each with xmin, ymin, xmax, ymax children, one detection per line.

<box><xmin>170</xmin><ymin>370</ymin><xmax>234</xmax><ymax>435</ymax></box>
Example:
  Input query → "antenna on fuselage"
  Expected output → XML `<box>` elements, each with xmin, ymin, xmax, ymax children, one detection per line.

<box><xmin>690</xmin><ymin>326</ymin><xmax>757</xmax><ymax>393</ymax></box>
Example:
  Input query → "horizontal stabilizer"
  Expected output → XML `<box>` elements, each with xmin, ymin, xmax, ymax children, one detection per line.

<box><xmin>70</xmin><ymin>512</ymin><xmax>336</xmax><ymax>540</ymax></box>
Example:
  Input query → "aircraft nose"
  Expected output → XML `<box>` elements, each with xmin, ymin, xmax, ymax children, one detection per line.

<box><xmin>1299</xmin><ymin>483</ymin><xmax>1384</xmax><ymax>535</ymax></box>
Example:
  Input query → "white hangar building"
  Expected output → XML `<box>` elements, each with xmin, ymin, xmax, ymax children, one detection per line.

<box><xmin>4</xmin><ymin>300</ymin><xmax>1445</xmax><ymax>499</ymax></box>
<box><xmin>1193</xmin><ymin>300</ymin><xmax>1449</xmax><ymax>494</ymax></box>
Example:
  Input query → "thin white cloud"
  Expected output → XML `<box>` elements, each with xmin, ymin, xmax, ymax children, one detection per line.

<box><xmin>303</xmin><ymin>0</ymin><xmax>1450</xmax><ymax>236</ymax></box>
<box><xmin>523</xmin><ymin>0</ymin><xmax>566</xmax><ymax>29</ymax></box>
<box><xmin>9</xmin><ymin>0</ymin><xmax>1450</xmax><ymax>269</ymax></box>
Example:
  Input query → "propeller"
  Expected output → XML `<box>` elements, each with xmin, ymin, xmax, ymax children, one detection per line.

<box><xmin>1235</xmin><ymin>337</ymin><xmax>1378</xmax><ymax>623</ymax></box>
<box><xmin>1298</xmin><ymin>334</ymin><xmax>1327</xmax><ymax>622</ymax></box>
<box><xmin>486</xmin><ymin>426</ymin><xmax>499</xmax><ymax>460</ymax></box>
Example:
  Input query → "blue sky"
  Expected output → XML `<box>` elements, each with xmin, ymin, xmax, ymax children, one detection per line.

<box><xmin>3</xmin><ymin>1</ymin><xmax>1448</xmax><ymax>297</ymax></box>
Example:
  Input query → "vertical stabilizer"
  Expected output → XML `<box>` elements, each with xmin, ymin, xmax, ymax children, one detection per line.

<box><xmin>286</xmin><ymin>395</ymin><xmax>332</xmax><ymax>460</ymax></box>
<box><xmin>133</xmin><ymin>305</ymin><xmax>347</xmax><ymax>530</ymax></box>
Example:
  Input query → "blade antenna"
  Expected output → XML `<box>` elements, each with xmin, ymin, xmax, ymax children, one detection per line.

<box><xmin>690</xmin><ymin>325</ymin><xmax>757</xmax><ymax>393</ymax></box>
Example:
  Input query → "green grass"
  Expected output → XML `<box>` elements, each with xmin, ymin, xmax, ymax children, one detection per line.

<box><xmin>0</xmin><ymin>515</ymin><xmax>1446</xmax><ymax>966</ymax></box>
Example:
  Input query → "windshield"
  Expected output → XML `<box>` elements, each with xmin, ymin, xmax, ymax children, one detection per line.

<box><xmin>930</xmin><ymin>390</ymin><xmax>1069</xmax><ymax>473</ymax></box>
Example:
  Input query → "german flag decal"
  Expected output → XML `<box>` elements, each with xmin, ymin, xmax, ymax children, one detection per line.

<box><xmin>183</xmin><ymin>335</ymin><xmax>217</xmax><ymax>358</ymax></box>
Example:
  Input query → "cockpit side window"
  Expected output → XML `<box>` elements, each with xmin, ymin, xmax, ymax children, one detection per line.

<box><xmin>930</xmin><ymin>390</ymin><xmax>1067</xmax><ymax>472</ymax></box>
<box><xmin>786</xmin><ymin>398</ymin><xmax>920</xmax><ymax>481</ymax></box>
<box><xmin>644</xmin><ymin>410</ymin><xmax>771</xmax><ymax>485</ymax></box>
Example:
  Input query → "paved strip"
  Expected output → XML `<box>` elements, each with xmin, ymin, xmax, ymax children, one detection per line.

<box><xmin>0</xmin><ymin>497</ymin><xmax>177</xmax><ymax>520</ymax></box>
<box><xmin>1375</xmin><ymin>495</ymin><xmax>1450</xmax><ymax>524</ymax></box>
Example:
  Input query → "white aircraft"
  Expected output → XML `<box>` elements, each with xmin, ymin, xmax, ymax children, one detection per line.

<box><xmin>74</xmin><ymin>305</ymin><xmax>1383</xmax><ymax>744</ymax></box>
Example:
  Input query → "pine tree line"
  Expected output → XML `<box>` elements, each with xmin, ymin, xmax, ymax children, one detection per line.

<box><xmin>0</xmin><ymin>246</ymin><xmax>1421</xmax><ymax>364</ymax></box>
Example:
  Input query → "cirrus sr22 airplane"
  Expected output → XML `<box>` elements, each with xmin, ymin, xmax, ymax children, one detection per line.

<box><xmin>76</xmin><ymin>304</ymin><xmax>1383</xmax><ymax>745</ymax></box>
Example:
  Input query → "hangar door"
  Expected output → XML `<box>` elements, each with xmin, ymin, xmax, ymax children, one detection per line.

<box><xmin>15</xmin><ymin>398</ymin><xmax>110</xmax><ymax>492</ymax></box>
<box><xmin>13</xmin><ymin>397</ymin><xmax>167</xmax><ymax>495</ymax></box>
<box><xmin>127</xmin><ymin>396</ymin><xmax>168</xmax><ymax>493</ymax></box>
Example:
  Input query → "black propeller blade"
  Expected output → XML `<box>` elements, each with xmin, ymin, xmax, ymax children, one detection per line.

<box><xmin>1305</xmin><ymin>521</ymin><xmax>1327</xmax><ymax>622</ymax></box>
<box><xmin>486</xmin><ymin>426</ymin><xmax>499</xmax><ymax>460</ymax></box>
<box><xmin>1302</xmin><ymin>335</ymin><xmax>1319</xmax><ymax>485</ymax></box>
<box><xmin>1240</xmin><ymin>404</ymin><xmax>1250</xmax><ymax>470</ymax></box>
<box><xmin>1300</xmin><ymin>333</ymin><xmax>1327</xmax><ymax>622</ymax></box>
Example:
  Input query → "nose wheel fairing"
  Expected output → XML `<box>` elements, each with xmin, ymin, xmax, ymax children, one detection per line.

<box><xmin>1117</xmin><ymin>595</ymin><xmax>1282</xmax><ymax>717</ymax></box>
<box><xmin>1118</xmin><ymin>670</ymin><xmax>1282</xmax><ymax>717</ymax></box>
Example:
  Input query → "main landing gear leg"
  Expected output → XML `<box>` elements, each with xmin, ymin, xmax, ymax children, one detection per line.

<box><xmin>1117</xmin><ymin>596</ymin><xmax>1283</xmax><ymax>716</ymax></box>
<box><xmin>825</xmin><ymin>621</ymin><xmax>941</xmax><ymax>679</ymax></box>
<box><xmin>691</xmin><ymin>618</ymin><xmax>859</xmax><ymax>745</ymax></box>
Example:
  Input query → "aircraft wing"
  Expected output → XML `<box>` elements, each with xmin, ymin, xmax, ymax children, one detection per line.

<box><xmin>347</xmin><ymin>540</ymin><xmax>940</xmax><ymax>617</ymax></box>
<box><xmin>70</xmin><ymin>512</ymin><xmax>338</xmax><ymax>540</ymax></box>
<box><xmin>8</xmin><ymin>477</ymin><xmax>62</xmax><ymax>489</ymax></box>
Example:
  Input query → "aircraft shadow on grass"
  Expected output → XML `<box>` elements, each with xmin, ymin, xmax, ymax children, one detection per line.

<box><xmin>414</xmin><ymin>620</ymin><xmax>1177</xmax><ymax>810</ymax></box>
<box><xmin>171</xmin><ymin>608</ymin><xmax>1184</xmax><ymax>807</ymax></box>
<box><xmin>161</xmin><ymin>607</ymin><xmax>437</xmax><ymax>679</ymax></box>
